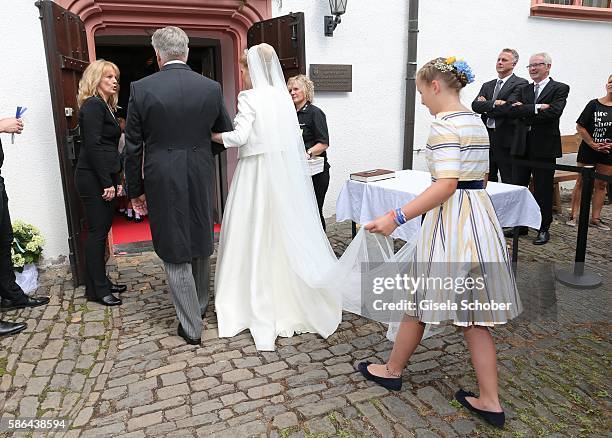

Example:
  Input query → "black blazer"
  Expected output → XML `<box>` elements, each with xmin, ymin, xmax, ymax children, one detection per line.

<box><xmin>124</xmin><ymin>63</ymin><xmax>232</xmax><ymax>263</ymax></box>
<box><xmin>472</xmin><ymin>73</ymin><xmax>529</xmax><ymax>146</ymax></box>
<box><xmin>507</xmin><ymin>78</ymin><xmax>570</xmax><ymax>158</ymax></box>
<box><xmin>77</xmin><ymin>96</ymin><xmax>122</xmax><ymax>187</ymax></box>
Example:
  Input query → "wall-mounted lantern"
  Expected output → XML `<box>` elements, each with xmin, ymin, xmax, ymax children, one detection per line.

<box><xmin>324</xmin><ymin>0</ymin><xmax>348</xmax><ymax>37</ymax></box>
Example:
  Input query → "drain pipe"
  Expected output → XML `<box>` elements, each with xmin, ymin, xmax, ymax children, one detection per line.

<box><xmin>402</xmin><ymin>0</ymin><xmax>419</xmax><ymax>169</ymax></box>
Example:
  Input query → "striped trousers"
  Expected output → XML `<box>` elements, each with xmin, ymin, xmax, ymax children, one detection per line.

<box><xmin>163</xmin><ymin>257</ymin><xmax>211</xmax><ymax>339</ymax></box>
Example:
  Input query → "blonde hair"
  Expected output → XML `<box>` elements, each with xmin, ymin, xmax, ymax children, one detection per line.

<box><xmin>240</xmin><ymin>43</ymin><xmax>276</xmax><ymax>69</ymax></box>
<box><xmin>287</xmin><ymin>74</ymin><xmax>314</xmax><ymax>103</ymax></box>
<box><xmin>239</xmin><ymin>49</ymin><xmax>248</xmax><ymax>70</ymax></box>
<box><xmin>416</xmin><ymin>58</ymin><xmax>465</xmax><ymax>92</ymax></box>
<box><xmin>77</xmin><ymin>60</ymin><xmax>120</xmax><ymax>109</ymax></box>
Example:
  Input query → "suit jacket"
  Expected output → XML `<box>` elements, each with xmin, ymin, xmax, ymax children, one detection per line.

<box><xmin>471</xmin><ymin>73</ymin><xmax>529</xmax><ymax>148</ymax></box>
<box><xmin>507</xmin><ymin>78</ymin><xmax>570</xmax><ymax>158</ymax></box>
<box><xmin>76</xmin><ymin>96</ymin><xmax>122</xmax><ymax>188</ymax></box>
<box><xmin>124</xmin><ymin>63</ymin><xmax>232</xmax><ymax>263</ymax></box>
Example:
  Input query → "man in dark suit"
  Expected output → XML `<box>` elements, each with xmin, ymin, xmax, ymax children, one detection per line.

<box><xmin>508</xmin><ymin>52</ymin><xmax>570</xmax><ymax>245</ymax></box>
<box><xmin>472</xmin><ymin>48</ymin><xmax>528</xmax><ymax>183</ymax></box>
<box><xmin>124</xmin><ymin>26</ymin><xmax>232</xmax><ymax>345</ymax></box>
<box><xmin>0</xmin><ymin>116</ymin><xmax>50</xmax><ymax>336</ymax></box>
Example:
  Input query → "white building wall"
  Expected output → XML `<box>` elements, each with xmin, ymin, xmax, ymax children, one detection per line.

<box><xmin>275</xmin><ymin>0</ymin><xmax>612</xmax><ymax>216</ymax></box>
<box><xmin>273</xmin><ymin>0</ymin><xmax>409</xmax><ymax>217</ymax></box>
<box><xmin>0</xmin><ymin>2</ymin><xmax>69</xmax><ymax>263</ymax></box>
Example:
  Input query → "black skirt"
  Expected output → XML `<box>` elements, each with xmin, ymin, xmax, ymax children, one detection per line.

<box><xmin>576</xmin><ymin>142</ymin><xmax>612</xmax><ymax>166</ymax></box>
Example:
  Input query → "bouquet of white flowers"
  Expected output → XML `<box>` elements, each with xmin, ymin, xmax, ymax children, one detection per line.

<box><xmin>11</xmin><ymin>220</ymin><xmax>44</xmax><ymax>272</ymax></box>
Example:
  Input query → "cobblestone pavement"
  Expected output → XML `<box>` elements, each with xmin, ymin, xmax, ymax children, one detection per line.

<box><xmin>0</xmin><ymin>196</ymin><xmax>610</xmax><ymax>437</ymax></box>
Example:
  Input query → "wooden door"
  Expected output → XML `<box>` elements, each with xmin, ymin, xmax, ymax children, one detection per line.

<box><xmin>247</xmin><ymin>12</ymin><xmax>306</xmax><ymax>80</ymax></box>
<box><xmin>37</xmin><ymin>0</ymin><xmax>88</xmax><ymax>286</ymax></box>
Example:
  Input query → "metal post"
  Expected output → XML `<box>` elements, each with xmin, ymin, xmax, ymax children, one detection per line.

<box><xmin>402</xmin><ymin>0</ymin><xmax>419</xmax><ymax>170</ymax></box>
<box><xmin>556</xmin><ymin>166</ymin><xmax>602</xmax><ymax>288</ymax></box>
<box><xmin>511</xmin><ymin>226</ymin><xmax>519</xmax><ymax>275</ymax></box>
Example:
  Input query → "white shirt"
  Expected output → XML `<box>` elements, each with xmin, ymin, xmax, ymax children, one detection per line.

<box><xmin>486</xmin><ymin>74</ymin><xmax>512</xmax><ymax>128</ymax></box>
<box><xmin>163</xmin><ymin>60</ymin><xmax>186</xmax><ymax>66</ymax></box>
<box><xmin>493</xmin><ymin>74</ymin><xmax>512</xmax><ymax>102</ymax></box>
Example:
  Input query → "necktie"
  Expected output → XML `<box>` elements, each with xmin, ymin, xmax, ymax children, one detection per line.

<box><xmin>486</xmin><ymin>79</ymin><xmax>503</xmax><ymax>129</ymax></box>
<box><xmin>534</xmin><ymin>83</ymin><xmax>540</xmax><ymax>102</ymax></box>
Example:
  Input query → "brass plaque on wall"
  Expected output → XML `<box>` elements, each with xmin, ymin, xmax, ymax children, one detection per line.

<box><xmin>309</xmin><ymin>64</ymin><xmax>352</xmax><ymax>92</ymax></box>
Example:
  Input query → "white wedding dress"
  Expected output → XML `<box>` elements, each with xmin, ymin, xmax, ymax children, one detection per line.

<box><xmin>214</xmin><ymin>45</ymin><xmax>342</xmax><ymax>351</ymax></box>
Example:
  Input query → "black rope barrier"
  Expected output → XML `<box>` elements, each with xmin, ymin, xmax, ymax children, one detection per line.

<box><xmin>495</xmin><ymin>157</ymin><xmax>606</xmax><ymax>289</ymax></box>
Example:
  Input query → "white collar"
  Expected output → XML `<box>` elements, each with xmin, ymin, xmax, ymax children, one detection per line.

<box><xmin>163</xmin><ymin>60</ymin><xmax>186</xmax><ymax>66</ymax></box>
<box><xmin>496</xmin><ymin>73</ymin><xmax>513</xmax><ymax>85</ymax></box>
<box><xmin>534</xmin><ymin>76</ymin><xmax>550</xmax><ymax>89</ymax></box>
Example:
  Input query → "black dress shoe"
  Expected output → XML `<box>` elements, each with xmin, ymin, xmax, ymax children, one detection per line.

<box><xmin>0</xmin><ymin>295</ymin><xmax>50</xmax><ymax>311</ymax></box>
<box><xmin>110</xmin><ymin>283</ymin><xmax>127</xmax><ymax>293</ymax></box>
<box><xmin>357</xmin><ymin>361</ymin><xmax>402</xmax><ymax>391</ymax></box>
<box><xmin>89</xmin><ymin>294</ymin><xmax>122</xmax><ymax>306</ymax></box>
<box><xmin>455</xmin><ymin>389</ymin><xmax>505</xmax><ymax>428</ymax></box>
<box><xmin>0</xmin><ymin>320</ymin><xmax>27</xmax><ymax>336</ymax></box>
<box><xmin>178</xmin><ymin>323</ymin><xmax>201</xmax><ymax>345</ymax></box>
<box><xmin>533</xmin><ymin>230</ymin><xmax>550</xmax><ymax>245</ymax></box>
<box><xmin>503</xmin><ymin>227</ymin><xmax>528</xmax><ymax>238</ymax></box>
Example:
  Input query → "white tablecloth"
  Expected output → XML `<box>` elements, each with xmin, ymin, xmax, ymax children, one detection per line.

<box><xmin>336</xmin><ymin>170</ymin><xmax>541</xmax><ymax>241</ymax></box>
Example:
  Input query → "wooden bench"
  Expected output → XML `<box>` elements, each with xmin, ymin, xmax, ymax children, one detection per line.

<box><xmin>552</xmin><ymin>133</ymin><xmax>581</xmax><ymax>213</ymax></box>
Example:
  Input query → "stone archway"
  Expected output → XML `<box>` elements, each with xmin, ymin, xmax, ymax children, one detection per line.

<box><xmin>56</xmin><ymin>0</ymin><xmax>271</xmax><ymax>95</ymax></box>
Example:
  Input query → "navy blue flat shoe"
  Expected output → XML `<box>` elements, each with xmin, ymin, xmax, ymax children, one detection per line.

<box><xmin>455</xmin><ymin>389</ymin><xmax>505</xmax><ymax>428</ymax></box>
<box><xmin>357</xmin><ymin>361</ymin><xmax>402</xmax><ymax>391</ymax></box>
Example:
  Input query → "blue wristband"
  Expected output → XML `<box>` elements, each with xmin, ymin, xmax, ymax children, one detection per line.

<box><xmin>395</xmin><ymin>208</ymin><xmax>406</xmax><ymax>225</ymax></box>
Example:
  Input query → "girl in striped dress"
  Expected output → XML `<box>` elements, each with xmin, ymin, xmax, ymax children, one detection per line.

<box><xmin>358</xmin><ymin>57</ymin><xmax>522</xmax><ymax>428</ymax></box>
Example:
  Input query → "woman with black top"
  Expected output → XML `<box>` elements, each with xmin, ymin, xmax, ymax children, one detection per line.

<box><xmin>567</xmin><ymin>74</ymin><xmax>612</xmax><ymax>231</ymax></box>
<box><xmin>287</xmin><ymin>75</ymin><xmax>330</xmax><ymax>231</ymax></box>
<box><xmin>75</xmin><ymin>60</ymin><xmax>126</xmax><ymax>306</ymax></box>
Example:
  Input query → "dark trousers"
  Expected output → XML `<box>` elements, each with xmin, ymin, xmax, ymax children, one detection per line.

<box><xmin>493</xmin><ymin>146</ymin><xmax>514</xmax><ymax>184</ymax></box>
<box><xmin>512</xmin><ymin>150</ymin><xmax>555</xmax><ymax>232</ymax></box>
<box><xmin>75</xmin><ymin>169</ymin><xmax>114</xmax><ymax>300</ymax></box>
<box><xmin>487</xmin><ymin>128</ymin><xmax>513</xmax><ymax>184</ymax></box>
<box><xmin>487</xmin><ymin>148</ymin><xmax>499</xmax><ymax>182</ymax></box>
<box><xmin>312</xmin><ymin>169</ymin><xmax>330</xmax><ymax>231</ymax></box>
<box><xmin>0</xmin><ymin>177</ymin><xmax>27</xmax><ymax>302</ymax></box>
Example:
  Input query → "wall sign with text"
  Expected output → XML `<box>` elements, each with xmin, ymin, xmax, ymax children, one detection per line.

<box><xmin>309</xmin><ymin>64</ymin><xmax>352</xmax><ymax>92</ymax></box>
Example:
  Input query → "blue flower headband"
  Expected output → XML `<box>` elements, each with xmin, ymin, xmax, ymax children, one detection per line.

<box><xmin>433</xmin><ymin>57</ymin><xmax>475</xmax><ymax>85</ymax></box>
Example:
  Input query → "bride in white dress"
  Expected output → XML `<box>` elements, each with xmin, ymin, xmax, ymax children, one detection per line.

<box><xmin>212</xmin><ymin>44</ymin><xmax>342</xmax><ymax>351</ymax></box>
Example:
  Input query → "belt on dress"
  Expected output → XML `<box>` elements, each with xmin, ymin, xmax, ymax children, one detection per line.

<box><xmin>457</xmin><ymin>180</ymin><xmax>485</xmax><ymax>189</ymax></box>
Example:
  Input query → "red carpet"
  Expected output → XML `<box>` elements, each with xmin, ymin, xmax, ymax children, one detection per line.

<box><xmin>111</xmin><ymin>214</ymin><xmax>152</xmax><ymax>244</ymax></box>
<box><xmin>111</xmin><ymin>214</ymin><xmax>221</xmax><ymax>245</ymax></box>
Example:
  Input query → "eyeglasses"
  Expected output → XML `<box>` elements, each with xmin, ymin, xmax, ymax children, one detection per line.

<box><xmin>526</xmin><ymin>62</ymin><xmax>547</xmax><ymax>69</ymax></box>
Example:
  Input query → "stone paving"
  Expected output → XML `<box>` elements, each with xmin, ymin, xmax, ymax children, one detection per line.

<box><xmin>0</xmin><ymin>195</ymin><xmax>610</xmax><ymax>437</ymax></box>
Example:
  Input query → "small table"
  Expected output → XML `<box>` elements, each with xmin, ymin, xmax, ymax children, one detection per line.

<box><xmin>336</xmin><ymin>170</ymin><xmax>542</xmax><ymax>264</ymax></box>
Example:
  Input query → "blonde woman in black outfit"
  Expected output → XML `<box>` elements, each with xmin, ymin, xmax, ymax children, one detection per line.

<box><xmin>288</xmin><ymin>75</ymin><xmax>330</xmax><ymax>231</ymax></box>
<box><xmin>75</xmin><ymin>60</ymin><xmax>125</xmax><ymax>306</ymax></box>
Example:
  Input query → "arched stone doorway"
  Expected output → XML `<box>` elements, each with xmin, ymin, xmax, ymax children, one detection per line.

<box><xmin>56</xmin><ymin>0</ymin><xmax>271</xmax><ymax>102</ymax></box>
<box><xmin>53</xmin><ymin>0</ymin><xmax>271</xmax><ymax>250</ymax></box>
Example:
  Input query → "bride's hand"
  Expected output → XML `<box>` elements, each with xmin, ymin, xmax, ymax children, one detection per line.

<box><xmin>211</xmin><ymin>132</ymin><xmax>223</xmax><ymax>144</ymax></box>
<box><xmin>364</xmin><ymin>212</ymin><xmax>398</xmax><ymax>236</ymax></box>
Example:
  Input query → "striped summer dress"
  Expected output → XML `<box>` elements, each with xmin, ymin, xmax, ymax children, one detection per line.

<box><xmin>405</xmin><ymin>111</ymin><xmax>522</xmax><ymax>326</ymax></box>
